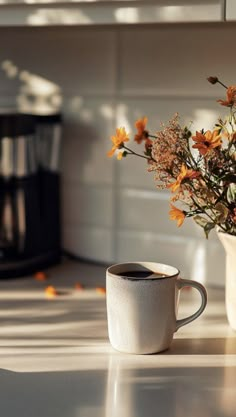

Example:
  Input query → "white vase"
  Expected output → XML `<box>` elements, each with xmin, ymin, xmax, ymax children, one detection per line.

<box><xmin>217</xmin><ymin>229</ymin><xmax>236</xmax><ymax>330</ymax></box>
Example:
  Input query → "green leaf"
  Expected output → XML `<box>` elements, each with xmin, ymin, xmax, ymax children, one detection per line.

<box><xmin>214</xmin><ymin>203</ymin><xmax>229</xmax><ymax>223</ymax></box>
<box><xmin>227</xmin><ymin>183</ymin><xmax>236</xmax><ymax>203</ymax></box>
<box><xmin>144</xmin><ymin>148</ymin><xmax>152</xmax><ymax>157</ymax></box>
<box><xmin>193</xmin><ymin>215</ymin><xmax>208</xmax><ymax>228</ymax></box>
<box><xmin>193</xmin><ymin>215</ymin><xmax>215</xmax><ymax>238</ymax></box>
<box><xmin>203</xmin><ymin>222</ymin><xmax>215</xmax><ymax>239</ymax></box>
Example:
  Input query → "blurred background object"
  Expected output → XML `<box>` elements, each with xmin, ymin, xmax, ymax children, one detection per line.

<box><xmin>0</xmin><ymin>111</ymin><xmax>62</xmax><ymax>278</ymax></box>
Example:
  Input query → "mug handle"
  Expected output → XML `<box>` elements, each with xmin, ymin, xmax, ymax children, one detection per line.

<box><xmin>175</xmin><ymin>278</ymin><xmax>207</xmax><ymax>331</ymax></box>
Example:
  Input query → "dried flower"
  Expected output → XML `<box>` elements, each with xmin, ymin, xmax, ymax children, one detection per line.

<box><xmin>107</xmin><ymin>77</ymin><xmax>236</xmax><ymax>237</ymax></box>
<box><xmin>207</xmin><ymin>76</ymin><xmax>219</xmax><ymax>84</ymax></box>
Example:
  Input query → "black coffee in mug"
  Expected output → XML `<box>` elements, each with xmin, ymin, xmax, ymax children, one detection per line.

<box><xmin>117</xmin><ymin>270</ymin><xmax>168</xmax><ymax>278</ymax></box>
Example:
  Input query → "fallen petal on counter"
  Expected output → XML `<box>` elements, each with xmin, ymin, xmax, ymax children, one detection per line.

<box><xmin>96</xmin><ymin>287</ymin><xmax>106</xmax><ymax>295</ymax></box>
<box><xmin>45</xmin><ymin>285</ymin><xmax>58</xmax><ymax>298</ymax></box>
<box><xmin>75</xmin><ymin>282</ymin><xmax>84</xmax><ymax>291</ymax></box>
<box><xmin>34</xmin><ymin>271</ymin><xmax>48</xmax><ymax>281</ymax></box>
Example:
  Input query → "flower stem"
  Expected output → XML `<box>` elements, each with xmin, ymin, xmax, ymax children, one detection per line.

<box><xmin>217</xmin><ymin>80</ymin><xmax>228</xmax><ymax>89</ymax></box>
<box><xmin>123</xmin><ymin>145</ymin><xmax>156</xmax><ymax>162</ymax></box>
<box><xmin>191</xmin><ymin>196</ymin><xmax>228</xmax><ymax>232</ymax></box>
<box><xmin>148</xmin><ymin>134</ymin><xmax>157</xmax><ymax>139</ymax></box>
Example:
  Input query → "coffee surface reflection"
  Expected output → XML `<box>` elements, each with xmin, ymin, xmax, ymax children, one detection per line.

<box><xmin>117</xmin><ymin>270</ymin><xmax>168</xmax><ymax>278</ymax></box>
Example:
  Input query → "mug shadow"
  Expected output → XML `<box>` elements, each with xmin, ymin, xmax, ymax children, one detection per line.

<box><xmin>165</xmin><ymin>337</ymin><xmax>236</xmax><ymax>355</ymax></box>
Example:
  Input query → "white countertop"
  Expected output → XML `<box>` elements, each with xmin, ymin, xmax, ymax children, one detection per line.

<box><xmin>0</xmin><ymin>259</ymin><xmax>235</xmax><ymax>417</ymax></box>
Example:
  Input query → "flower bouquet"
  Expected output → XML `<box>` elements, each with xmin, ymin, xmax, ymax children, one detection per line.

<box><xmin>107</xmin><ymin>76</ymin><xmax>236</xmax><ymax>238</ymax></box>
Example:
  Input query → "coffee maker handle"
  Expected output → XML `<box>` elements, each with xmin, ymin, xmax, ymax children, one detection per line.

<box><xmin>175</xmin><ymin>278</ymin><xmax>207</xmax><ymax>331</ymax></box>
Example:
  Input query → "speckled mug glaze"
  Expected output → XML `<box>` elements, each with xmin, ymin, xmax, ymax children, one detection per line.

<box><xmin>106</xmin><ymin>262</ymin><xmax>207</xmax><ymax>354</ymax></box>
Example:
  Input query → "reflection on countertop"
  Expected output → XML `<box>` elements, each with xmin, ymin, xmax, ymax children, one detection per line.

<box><xmin>0</xmin><ymin>259</ymin><xmax>235</xmax><ymax>417</ymax></box>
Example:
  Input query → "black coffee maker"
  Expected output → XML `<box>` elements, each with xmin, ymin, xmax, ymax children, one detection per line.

<box><xmin>0</xmin><ymin>112</ymin><xmax>62</xmax><ymax>278</ymax></box>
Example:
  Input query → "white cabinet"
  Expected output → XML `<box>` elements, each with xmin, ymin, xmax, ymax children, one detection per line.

<box><xmin>0</xmin><ymin>0</ymin><xmax>225</xmax><ymax>26</ymax></box>
<box><xmin>226</xmin><ymin>0</ymin><xmax>236</xmax><ymax>20</ymax></box>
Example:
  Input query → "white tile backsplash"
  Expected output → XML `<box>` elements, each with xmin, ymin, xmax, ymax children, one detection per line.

<box><xmin>116</xmin><ymin>230</ymin><xmax>224</xmax><ymax>287</ymax></box>
<box><xmin>1</xmin><ymin>23</ymin><xmax>234</xmax><ymax>286</ymax></box>
<box><xmin>118</xmin><ymin>188</ymin><xmax>204</xmax><ymax>238</ymax></box>
<box><xmin>62</xmin><ymin>181</ymin><xmax>113</xmax><ymax>228</ymax></box>
<box><xmin>0</xmin><ymin>27</ymin><xmax>117</xmax><ymax>96</ymax></box>
<box><xmin>61</xmin><ymin>97</ymin><xmax>115</xmax><ymax>185</ymax></box>
<box><xmin>63</xmin><ymin>225</ymin><xmax>114</xmax><ymax>263</ymax></box>
<box><xmin>119</xmin><ymin>25</ymin><xmax>236</xmax><ymax>97</ymax></box>
<box><xmin>116</xmin><ymin>230</ymin><xmax>196</xmax><ymax>278</ymax></box>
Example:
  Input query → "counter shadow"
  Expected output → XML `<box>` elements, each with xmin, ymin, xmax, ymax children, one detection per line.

<box><xmin>166</xmin><ymin>337</ymin><xmax>236</xmax><ymax>355</ymax></box>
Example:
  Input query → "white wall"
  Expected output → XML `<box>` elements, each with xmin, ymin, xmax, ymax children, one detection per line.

<box><xmin>0</xmin><ymin>23</ymin><xmax>234</xmax><ymax>286</ymax></box>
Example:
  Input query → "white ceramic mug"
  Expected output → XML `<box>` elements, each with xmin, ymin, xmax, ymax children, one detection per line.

<box><xmin>106</xmin><ymin>262</ymin><xmax>207</xmax><ymax>354</ymax></box>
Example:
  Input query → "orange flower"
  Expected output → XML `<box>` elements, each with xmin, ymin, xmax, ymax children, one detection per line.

<box><xmin>107</xmin><ymin>127</ymin><xmax>129</xmax><ymax>158</ymax></box>
<box><xmin>217</xmin><ymin>86</ymin><xmax>236</xmax><ymax>107</ymax></box>
<box><xmin>169</xmin><ymin>204</ymin><xmax>185</xmax><ymax>227</ymax></box>
<box><xmin>168</xmin><ymin>164</ymin><xmax>200</xmax><ymax>192</ymax></box>
<box><xmin>134</xmin><ymin>117</ymin><xmax>148</xmax><ymax>144</ymax></box>
<box><xmin>117</xmin><ymin>151</ymin><xmax>124</xmax><ymax>160</ymax></box>
<box><xmin>192</xmin><ymin>130</ymin><xmax>222</xmax><ymax>155</ymax></box>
